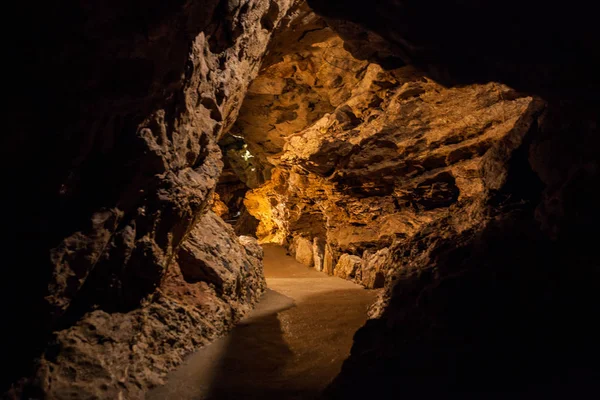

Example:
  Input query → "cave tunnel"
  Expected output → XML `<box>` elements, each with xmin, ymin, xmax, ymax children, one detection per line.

<box><xmin>3</xmin><ymin>1</ymin><xmax>600</xmax><ymax>399</ymax></box>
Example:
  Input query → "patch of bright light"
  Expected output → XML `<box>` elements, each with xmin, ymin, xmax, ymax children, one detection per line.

<box><xmin>241</xmin><ymin>149</ymin><xmax>254</xmax><ymax>161</ymax></box>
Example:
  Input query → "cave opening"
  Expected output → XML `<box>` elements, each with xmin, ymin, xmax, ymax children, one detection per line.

<box><xmin>4</xmin><ymin>0</ymin><xmax>600</xmax><ymax>399</ymax></box>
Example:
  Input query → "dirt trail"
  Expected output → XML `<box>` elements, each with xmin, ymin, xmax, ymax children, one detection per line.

<box><xmin>146</xmin><ymin>244</ymin><xmax>377</xmax><ymax>400</ymax></box>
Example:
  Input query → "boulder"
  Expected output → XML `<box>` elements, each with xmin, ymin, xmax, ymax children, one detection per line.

<box><xmin>293</xmin><ymin>236</ymin><xmax>315</xmax><ymax>267</ymax></box>
<box><xmin>334</xmin><ymin>254</ymin><xmax>362</xmax><ymax>280</ymax></box>
<box><xmin>361</xmin><ymin>248</ymin><xmax>390</xmax><ymax>289</ymax></box>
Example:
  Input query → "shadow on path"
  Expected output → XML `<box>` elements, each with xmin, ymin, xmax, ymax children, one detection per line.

<box><xmin>147</xmin><ymin>245</ymin><xmax>377</xmax><ymax>400</ymax></box>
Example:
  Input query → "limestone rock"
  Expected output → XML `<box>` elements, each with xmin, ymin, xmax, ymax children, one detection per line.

<box><xmin>8</xmin><ymin>0</ymin><xmax>600</xmax><ymax>397</ymax></box>
<box><xmin>245</xmin><ymin>60</ymin><xmax>539</xmax><ymax>283</ymax></box>
<box><xmin>301</xmin><ymin>2</ymin><xmax>600</xmax><ymax>394</ymax></box>
<box><xmin>29</xmin><ymin>212</ymin><xmax>266</xmax><ymax>399</ymax></box>
<box><xmin>231</xmin><ymin>6</ymin><xmax>369</xmax><ymax>170</ymax></box>
<box><xmin>360</xmin><ymin>248</ymin><xmax>389</xmax><ymax>289</ymax></box>
<box><xmin>334</xmin><ymin>254</ymin><xmax>362</xmax><ymax>280</ymax></box>
<box><xmin>238</xmin><ymin>235</ymin><xmax>264</xmax><ymax>259</ymax></box>
<box><xmin>178</xmin><ymin>211</ymin><xmax>265</xmax><ymax>297</ymax></box>
<box><xmin>6</xmin><ymin>0</ymin><xmax>303</xmax><ymax>395</ymax></box>
<box><xmin>292</xmin><ymin>236</ymin><xmax>315</xmax><ymax>267</ymax></box>
<box><xmin>321</xmin><ymin>100</ymin><xmax>600</xmax><ymax>398</ymax></box>
<box><xmin>307</xmin><ymin>0</ymin><xmax>600</xmax><ymax>100</ymax></box>
<box><xmin>211</xmin><ymin>192</ymin><xmax>229</xmax><ymax>218</ymax></box>
<box><xmin>313</xmin><ymin>237</ymin><xmax>326</xmax><ymax>272</ymax></box>
<box><xmin>323</xmin><ymin>244</ymin><xmax>335</xmax><ymax>275</ymax></box>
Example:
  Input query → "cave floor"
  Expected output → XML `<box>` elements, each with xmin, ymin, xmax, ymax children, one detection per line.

<box><xmin>146</xmin><ymin>244</ymin><xmax>378</xmax><ymax>400</ymax></box>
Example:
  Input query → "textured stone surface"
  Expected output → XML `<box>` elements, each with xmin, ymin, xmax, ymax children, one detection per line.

<box><xmin>178</xmin><ymin>212</ymin><xmax>265</xmax><ymax>297</ymax></box>
<box><xmin>231</xmin><ymin>4</ymin><xmax>369</xmax><ymax>174</ymax></box>
<box><xmin>360</xmin><ymin>248</ymin><xmax>389</xmax><ymax>289</ymax></box>
<box><xmin>334</xmin><ymin>254</ymin><xmax>362</xmax><ymax>280</ymax></box>
<box><xmin>4</xmin><ymin>0</ymin><xmax>302</xmax><ymax>395</ymax></box>
<box><xmin>297</xmin><ymin>1</ymin><xmax>600</xmax><ymax>396</ymax></box>
<box><xmin>23</xmin><ymin>212</ymin><xmax>266</xmax><ymax>399</ymax></box>
<box><xmin>306</xmin><ymin>0</ymin><xmax>600</xmax><ymax>100</ymax></box>
<box><xmin>211</xmin><ymin>192</ymin><xmax>229</xmax><ymax>218</ymax></box>
<box><xmin>323</xmin><ymin>244</ymin><xmax>335</xmax><ymax>275</ymax></box>
<box><xmin>5</xmin><ymin>0</ymin><xmax>600</xmax><ymax>397</ymax></box>
<box><xmin>324</xmin><ymin>105</ymin><xmax>600</xmax><ymax>397</ymax></box>
<box><xmin>313</xmin><ymin>237</ymin><xmax>326</xmax><ymax>272</ymax></box>
<box><xmin>292</xmin><ymin>236</ymin><xmax>315</xmax><ymax>267</ymax></box>
<box><xmin>245</xmin><ymin>56</ymin><xmax>539</xmax><ymax>288</ymax></box>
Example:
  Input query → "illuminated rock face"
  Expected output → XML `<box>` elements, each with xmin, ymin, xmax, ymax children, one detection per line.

<box><xmin>238</xmin><ymin>2</ymin><xmax>600</xmax><ymax>394</ymax></box>
<box><xmin>334</xmin><ymin>254</ymin><xmax>361</xmax><ymax>280</ymax></box>
<box><xmin>243</xmin><ymin>48</ymin><xmax>540</xmax><ymax>288</ymax></box>
<box><xmin>231</xmin><ymin>7</ymin><xmax>369</xmax><ymax>173</ymax></box>
<box><xmin>5</xmin><ymin>0</ymin><xmax>302</xmax><ymax>397</ymax></box>
<box><xmin>5</xmin><ymin>0</ymin><xmax>600</xmax><ymax>397</ymax></box>
<box><xmin>32</xmin><ymin>212</ymin><xmax>265</xmax><ymax>399</ymax></box>
<box><xmin>301</xmin><ymin>0</ymin><xmax>600</xmax><ymax>397</ymax></box>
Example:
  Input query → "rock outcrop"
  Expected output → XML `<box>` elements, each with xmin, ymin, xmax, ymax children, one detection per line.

<box><xmin>244</xmin><ymin>57</ymin><xmax>540</xmax><ymax>288</ymax></box>
<box><xmin>298</xmin><ymin>0</ymin><xmax>600</xmax><ymax>397</ymax></box>
<box><xmin>26</xmin><ymin>212</ymin><xmax>265</xmax><ymax>399</ymax></box>
<box><xmin>4</xmin><ymin>0</ymin><xmax>303</xmax><ymax>396</ymax></box>
<box><xmin>306</xmin><ymin>0</ymin><xmax>600</xmax><ymax>101</ymax></box>
<box><xmin>333</xmin><ymin>254</ymin><xmax>361</xmax><ymax>280</ymax></box>
<box><xmin>231</xmin><ymin>6</ymin><xmax>369</xmax><ymax>175</ymax></box>
<box><xmin>4</xmin><ymin>0</ymin><xmax>600</xmax><ymax>397</ymax></box>
<box><xmin>322</xmin><ymin>102</ymin><xmax>600</xmax><ymax>398</ymax></box>
<box><xmin>234</xmin><ymin>1</ymin><xmax>600</xmax><ymax>396</ymax></box>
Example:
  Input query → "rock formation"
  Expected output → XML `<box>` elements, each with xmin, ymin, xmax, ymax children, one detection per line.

<box><xmin>229</xmin><ymin>0</ymin><xmax>600</xmax><ymax>396</ymax></box>
<box><xmin>3</xmin><ymin>0</ymin><xmax>304</xmax><ymax>397</ymax></box>
<box><xmin>321</xmin><ymin>101</ymin><xmax>600</xmax><ymax>398</ymax></box>
<box><xmin>240</xmin><ymin>34</ymin><xmax>541</xmax><ymax>289</ymax></box>
<box><xmin>28</xmin><ymin>212</ymin><xmax>265</xmax><ymax>399</ymax></box>
<box><xmin>3</xmin><ymin>0</ymin><xmax>600</xmax><ymax>398</ymax></box>
<box><xmin>301</xmin><ymin>0</ymin><xmax>600</xmax><ymax>397</ymax></box>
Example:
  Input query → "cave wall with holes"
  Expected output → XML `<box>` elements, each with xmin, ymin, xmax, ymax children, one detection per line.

<box><xmin>3</xmin><ymin>1</ymin><xmax>306</xmax><ymax>398</ymax></box>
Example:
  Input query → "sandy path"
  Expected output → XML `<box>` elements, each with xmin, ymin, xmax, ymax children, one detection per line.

<box><xmin>146</xmin><ymin>244</ymin><xmax>377</xmax><ymax>400</ymax></box>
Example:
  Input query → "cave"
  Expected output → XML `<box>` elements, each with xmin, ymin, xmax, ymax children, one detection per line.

<box><xmin>3</xmin><ymin>1</ymin><xmax>600</xmax><ymax>399</ymax></box>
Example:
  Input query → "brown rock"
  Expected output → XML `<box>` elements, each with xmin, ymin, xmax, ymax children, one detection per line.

<box><xmin>31</xmin><ymin>212</ymin><xmax>266</xmax><ymax>399</ymax></box>
<box><xmin>360</xmin><ymin>248</ymin><xmax>389</xmax><ymax>289</ymax></box>
<box><xmin>334</xmin><ymin>254</ymin><xmax>362</xmax><ymax>280</ymax></box>
<box><xmin>211</xmin><ymin>192</ymin><xmax>229</xmax><ymax>218</ymax></box>
<box><xmin>323</xmin><ymin>244</ymin><xmax>335</xmax><ymax>275</ymax></box>
<box><xmin>178</xmin><ymin>211</ymin><xmax>265</xmax><ymax>297</ymax></box>
<box><xmin>7</xmin><ymin>0</ymin><xmax>304</xmax><ymax>395</ymax></box>
<box><xmin>8</xmin><ymin>0</ymin><xmax>600</xmax><ymax>397</ymax></box>
<box><xmin>245</xmin><ymin>59</ymin><xmax>538</xmax><ymax>284</ymax></box>
<box><xmin>293</xmin><ymin>236</ymin><xmax>315</xmax><ymax>267</ymax></box>
<box><xmin>313</xmin><ymin>237</ymin><xmax>326</xmax><ymax>272</ymax></box>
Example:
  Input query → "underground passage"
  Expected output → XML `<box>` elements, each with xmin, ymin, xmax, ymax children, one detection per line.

<box><xmin>3</xmin><ymin>1</ymin><xmax>600</xmax><ymax>399</ymax></box>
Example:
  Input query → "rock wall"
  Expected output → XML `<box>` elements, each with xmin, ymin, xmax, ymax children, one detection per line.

<box><xmin>243</xmin><ymin>53</ymin><xmax>542</xmax><ymax>288</ymax></box>
<box><xmin>4</xmin><ymin>0</ymin><xmax>600</xmax><ymax>397</ymax></box>
<box><xmin>3</xmin><ymin>0</ymin><xmax>303</xmax><ymax>397</ymax></box>
<box><xmin>306</xmin><ymin>0</ymin><xmax>600</xmax><ymax>100</ymax></box>
<box><xmin>322</xmin><ymin>101</ymin><xmax>600</xmax><ymax>399</ymax></box>
<box><xmin>301</xmin><ymin>0</ymin><xmax>600</xmax><ymax>396</ymax></box>
<box><xmin>27</xmin><ymin>212</ymin><xmax>265</xmax><ymax>399</ymax></box>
